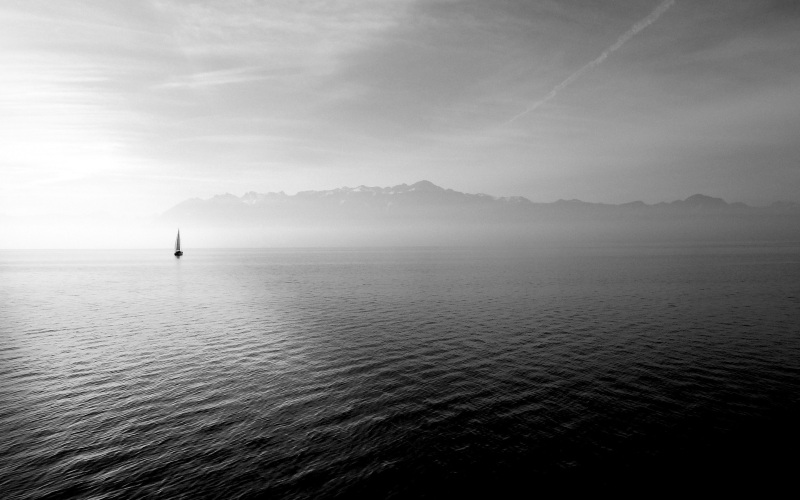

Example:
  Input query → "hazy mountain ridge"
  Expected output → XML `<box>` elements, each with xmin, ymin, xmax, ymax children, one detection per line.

<box><xmin>159</xmin><ymin>181</ymin><xmax>800</xmax><ymax>246</ymax></box>
<box><xmin>172</xmin><ymin>180</ymin><xmax>533</xmax><ymax>213</ymax></box>
<box><xmin>163</xmin><ymin>180</ymin><xmax>798</xmax><ymax>218</ymax></box>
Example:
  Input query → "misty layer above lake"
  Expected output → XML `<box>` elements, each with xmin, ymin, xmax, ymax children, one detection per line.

<box><xmin>160</xmin><ymin>181</ymin><xmax>800</xmax><ymax>248</ymax></box>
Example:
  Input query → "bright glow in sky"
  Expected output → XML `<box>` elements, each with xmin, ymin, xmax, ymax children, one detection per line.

<box><xmin>2</xmin><ymin>0</ymin><xmax>800</xmax><ymax>227</ymax></box>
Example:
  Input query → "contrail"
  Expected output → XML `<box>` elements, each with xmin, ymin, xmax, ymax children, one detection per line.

<box><xmin>504</xmin><ymin>0</ymin><xmax>675</xmax><ymax>125</ymax></box>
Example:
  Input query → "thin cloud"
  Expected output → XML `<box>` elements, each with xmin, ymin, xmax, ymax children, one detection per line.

<box><xmin>154</xmin><ymin>66</ymin><xmax>286</xmax><ymax>89</ymax></box>
<box><xmin>504</xmin><ymin>0</ymin><xmax>675</xmax><ymax>125</ymax></box>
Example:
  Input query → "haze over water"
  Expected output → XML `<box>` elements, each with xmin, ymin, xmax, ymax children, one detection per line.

<box><xmin>2</xmin><ymin>245</ymin><xmax>799</xmax><ymax>498</ymax></box>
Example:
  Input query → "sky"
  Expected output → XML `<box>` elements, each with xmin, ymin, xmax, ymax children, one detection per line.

<box><xmin>2</xmin><ymin>0</ymin><xmax>800</xmax><ymax>223</ymax></box>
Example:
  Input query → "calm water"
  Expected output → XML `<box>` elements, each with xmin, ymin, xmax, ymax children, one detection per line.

<box><xmin>2</xmin><ymin>246</ymin><xmax>799</xmax><ymax>498</ymax></box>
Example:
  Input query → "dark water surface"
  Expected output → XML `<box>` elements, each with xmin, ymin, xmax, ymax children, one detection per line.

<box><xmin>2</xmin><ymin>246</ymin><xmax>799</xmax><ymax>498</ymax></box>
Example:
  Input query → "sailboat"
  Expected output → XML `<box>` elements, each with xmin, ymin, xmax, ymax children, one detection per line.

<box><xmin>174</xmin><ymin>230</ymin><xmax>183</xmax><ymax>257</ymax></box>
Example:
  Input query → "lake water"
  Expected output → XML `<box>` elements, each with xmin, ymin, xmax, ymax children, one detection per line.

<box><xmin>2</xmin><ymin>246</ymin><xmax>799</xmax><ymax>498</ymax></box>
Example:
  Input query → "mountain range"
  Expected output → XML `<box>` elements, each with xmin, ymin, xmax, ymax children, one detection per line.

<box><xmin>163</xmin><ymin>180</ymin><xmax>798</xmax><ymax>217</ymax></box>
<box><xmin>161</xmin><ymin>181</ymin><xmax>800</xmax><ymax>246</ymax></box>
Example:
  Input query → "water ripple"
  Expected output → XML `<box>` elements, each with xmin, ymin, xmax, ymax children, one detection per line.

<box><xmin>2</xmin><ymin>247</ymin><xmax>800</xmax><ymax>498</ymax></box>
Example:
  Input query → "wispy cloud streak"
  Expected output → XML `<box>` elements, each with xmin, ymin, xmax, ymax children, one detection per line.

<box><xmin>505</xmin><ymin>0</ymin><xmax>675</xmax><ymax>125</ymax></box>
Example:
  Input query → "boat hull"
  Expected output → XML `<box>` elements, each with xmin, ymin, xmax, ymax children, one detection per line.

<box><xmin>174</xmin><ymin>251</ymin><xmax>183</xmax><ymax>257</ymax></box>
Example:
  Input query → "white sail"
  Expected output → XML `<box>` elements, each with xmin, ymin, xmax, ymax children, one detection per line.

<box><xmin>175</xmin><ymin>231</ymin><xmax>181</xmax><ymax>252</ymax></box>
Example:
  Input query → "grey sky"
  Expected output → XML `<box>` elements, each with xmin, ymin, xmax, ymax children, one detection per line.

<box><xmin>2</xmin><ymin>0</ymin><xmax>799</xmax><ymax>219</ymax></box>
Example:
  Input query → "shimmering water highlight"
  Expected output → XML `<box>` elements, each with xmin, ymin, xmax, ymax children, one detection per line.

<box><xmin>2</xmin><ymin>246</ymin><xmax>799</xmax><ymax>498</ymax></box>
